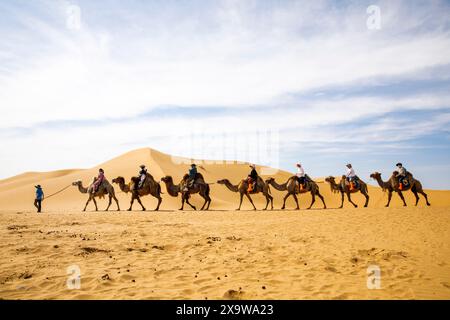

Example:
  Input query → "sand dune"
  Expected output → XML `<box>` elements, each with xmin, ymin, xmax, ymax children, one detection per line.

<box><xmin>0</xmin><ymin>147</ymin><xmax>447</xmax><ymax>212</ymax></box>
<box><xmin>0</xmin><ymin>148</ymin><xmax>449</xmax><ymax>299</ymax></box>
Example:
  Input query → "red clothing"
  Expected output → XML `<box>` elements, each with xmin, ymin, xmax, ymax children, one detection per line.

<box><xmin>93</xmin><ymin>172</ymin><xmax>105</xmax><ymax>190</ymax></box>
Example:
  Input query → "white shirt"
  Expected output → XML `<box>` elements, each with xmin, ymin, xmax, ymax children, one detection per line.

<box><xmin>296</xmin><ymin>166</ymin><xmax>305</xmax><ymax>177</ymax></box>
<box><xmin>346</xmin><ymin>167</ymin><xmax>356</xmax><ymax>178</ymax></box>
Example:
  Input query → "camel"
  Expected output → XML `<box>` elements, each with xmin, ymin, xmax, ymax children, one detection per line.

<box><xmin>112</xmin><ymin>173</ymin><xmax>162</xmax><ymax>211</ymax></box>
<box><xmin>370</xmin><ymin>171</ymin><xmax>430</xmax><ymax>207</ymax></box>
<box><xmin>266</xmin><ymin>175</ymin><xmax>326</xmax><ymax>210</ymax></box>
<box><xmin>72</xmin><ymin>179</ymin><xmax>120</xmax><ymax>211</ymax></box>
<box><xmin>325</xmin><ymin>175</ymin><xmax>369</xmax><ymax>208</ymax></box>
<box><xmin>160</xmin><ymin>173</ymin><xmax>211</xmax><ymax>210</ymax></box>
<box><xmin>217</xmin><ymin>177</ymin><xmax>273</xmax><ymax>210</ymax></box>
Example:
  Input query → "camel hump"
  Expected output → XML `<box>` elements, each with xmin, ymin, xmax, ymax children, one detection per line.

<box><xmin>145</xmin><ymin>172</ymin><xmax>155</xmax><ymax>181</ymax></box>
<box><xmin>196</xmin><ymin>172</ymin><xmax>204</xmax><ymax>181</ymax></box>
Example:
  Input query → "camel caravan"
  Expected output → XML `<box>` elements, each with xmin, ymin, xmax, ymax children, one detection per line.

<box><xmin>70</xmin><ymin>162</ymin><xmax>430</xmax><ymax>211</ymax></box>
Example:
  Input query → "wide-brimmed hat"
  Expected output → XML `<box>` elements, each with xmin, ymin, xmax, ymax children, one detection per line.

<box><xmin>35</xmin><ymin>185</ymin><xmax>41</xmax><ymax>188</ymax></box>
<box><xmin>140</xmin><ymin>165</ymin><xmax>146</xmax><ymax>168</ymax></box>
<box><xmin>191</xmin><ymin>164</ymin><xmax>196</xmax><ymax>167</ymax></box>
<box><xmin>396</xmin><ymin>163</ymin><xmax>402</xmax><ymax>167</ymax></box>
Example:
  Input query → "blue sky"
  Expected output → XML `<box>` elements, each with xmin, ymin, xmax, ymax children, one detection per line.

<box><xmin>0</xmin><ymin>0</ymin><xmax>450</xmax><ymax>189</ymax></box>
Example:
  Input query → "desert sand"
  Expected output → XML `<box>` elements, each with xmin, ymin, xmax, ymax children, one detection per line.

<box><xmin>1</xmin><ymin>148</ymin><xmax>449</xmax><ymax>299</ymax></box>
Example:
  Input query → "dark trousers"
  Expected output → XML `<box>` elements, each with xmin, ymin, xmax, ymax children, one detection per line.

<box><xmin>34</xmin><ymin>199</ymin><xmax>42</xmax><ymax>213</ymax></box>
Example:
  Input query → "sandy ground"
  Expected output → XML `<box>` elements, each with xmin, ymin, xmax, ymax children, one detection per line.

<box><xmin>1</xmin><ymin>148</ymin><xmax>449</xmax><ymax>299</ymax></box>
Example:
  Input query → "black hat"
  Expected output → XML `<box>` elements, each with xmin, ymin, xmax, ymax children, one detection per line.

<box><xmin>99</xmin><ymin>168</ymin><xmax>104</xmax><ymax>172</ymax></box>
<box><xmin>191</xmin><ymin>164</ymin><xmax>196</xmax><ymax>167</ymax></box>
<box><xmin>35</xmin><ymin>185</ymin><xmax>41</xmax><ymax>188</ymax></box>
<box><xmin>396</xmin><ymin>163</ymin><xmax>402</xmax><ymax>167</ymax></box>
<box><xmin>140</xmin><ymin>165</ymin><xmax>146</xmax><ymax>168</ymax></box>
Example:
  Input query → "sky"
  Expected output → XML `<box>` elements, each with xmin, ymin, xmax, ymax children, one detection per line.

<box><xmin>0</xmin><ymin>0</ymin><xmax>450</xmax><ymax>189</ymax></box>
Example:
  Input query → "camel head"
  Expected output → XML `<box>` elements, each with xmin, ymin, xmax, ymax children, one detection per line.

<box><xmin>112</xmin><ymin>176</ymin><xmax>125</xmax><ymax>185</ymax></box>
<box><xmin>325</xmin><ymin>176</ymin><xmax>335</xmax><ymax>184</ymax></box>
<box><xmin>370</xmin><ymin>172</ymin><xmax>381</xmax><ymax>180</ymax></box>
<box><xmin>217</xmin><ymin>179</ymin><xmax>228</xmax><ymax>185</ymax></box>
<box><xmin>265</xmin><ymin>177</ymin><xmax>275</xmax><ymax>184</ymax></box>
<box><xmin>161</xmin><ymin>176</ymin><xmax>173</xmax><ymax>184</ymax></box>
<box><xmin>72</xmin><ymin>180</ymin><xmax>82</xmax><ymax>186</ymax></box>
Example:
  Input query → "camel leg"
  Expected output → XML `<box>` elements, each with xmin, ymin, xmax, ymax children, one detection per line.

<box><xmin>113</xmin><ymin>194</ymin><xmax>120</xmax><ymax>211</ymax></box>
<box><xmin>237</xmin><ymin>193</ymin><xmax>244</xmax><ymax>210</ymax></box>
<box><xmin>263</xmin><ymin>193</ymin><xmax>273</xmax><ymax>210</ymax></box>
<box><xmin>292</xmin><ymin>193</ymin><xmax>300</xmax><ymax>210</ymax></box>
<box><xmin>397</xmin><ymin>191</ymin><xmax>407</xmax><ymax>206</ymax></box>
<box><xmin>200</xmin><ymin>192</ymin><xmax>211</xmax><ymax>210</ymax></box>
<box><xmin>179</xmin><ymin>196</ymin><xmax>185</xmax><ymax>210</ymax></box>
<box><xmin>308</xmin><ymin>192</ymin><xmax>316</xmax><ymax>209</ymax></box>
<box><xmin>347</xmin><ymin>192</ymin><xmax>358</xmax><ymax>208</ymax></box>
<box><xmin>136</xmin><ymin>196</ymin><xmax>146</xmax><ymax>211</ymax></box>
<box><xmin>281</xmin><ymin>193</ymin><xmax>290</xmax><ymax>210</ymax></box>
<box><xmin>361</xmin><ymin>190</ymin><xmax>369</xmax><ymax>207</ymax></box>
<box><xmin>386</xmin><ymin>191</ymin><xmax>392</xmax><ymax>207</ymax></box>
<box><xmin>206</xmin><ymin>197</ymin><xmax>211</xmax><ymax>210</ymax></box>
<box><xmin>245</xmin><ymin>193</ymin><xmax>257</xmax><ymax>210</ymax></box>
<box><xmin>155</xmin><ymin>196</ymin><xmax>162</xmax><ymax>211</ymax></box>
<box><xmin>185</xmin><ymin>197</ymin><xmax>196</xmax><ymax>210</ymax></box>
<box><xmin>316</xmin><ymin>191</ymin><xmax>326</xmax><ymax>209</ymax></box>
<box><xmin>83</xmin><ymin>197</ymin><xmax>91</xmax><ymax>212</ymax></box>
<box><xmin>128</xmin><ymin>195</ymin><xmax>135</xmax><ymax>211</ymax></box>
<box><xmin>92</xmin><ymin>197</ymin><xmax>98</xmax><ymax>211</ymax></box>
<box><xmin>419</xmin><ymin>190</ymin><xmax>431</xmax><ymax>206</ymax></box>
<box><xmin>269</xmin><ymin>194</ymin><xmax>273</xmax><ymax>210</ymax></box>
<box><xmin>412</xmin><ymin>187</ymin><xmax>420</xmax><ymax>206</ymax></box>
<box><xmin>105</xmin><ymin>194</ymin><xmax>112</xmax><ymax>211</ymax></box>
<box><xmin>339</xmin><ymin>192</ymin><xmax>344</xmax><ymax>208</ymax></box>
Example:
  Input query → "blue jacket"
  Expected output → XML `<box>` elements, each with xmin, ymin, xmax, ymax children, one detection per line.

<box><xmin>36</xmin><ymin>188</ymin><xmax>44</xmax><ymax>200</ymax></box>
<box><xmin>189</xmin><ymin>167</ymin><xmax>197</xmax><ymax>179</ymax></box>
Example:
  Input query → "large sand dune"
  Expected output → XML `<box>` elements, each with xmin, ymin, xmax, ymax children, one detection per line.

<box><xmin>1</xmin><ymin>148</ymin><xmax>449</xmax><ymax>299</ymax></box>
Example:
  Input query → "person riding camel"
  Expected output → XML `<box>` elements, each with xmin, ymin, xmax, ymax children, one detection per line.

<box><xmin>247</xmin><ymin>164</ymin><xmax>258</xmax><ymax>193</ymax></box>
<box><xmin>183</xmin><ymin>164</ymin><xmax>197</xmax><ymax>192</ymax></box>
<box><xmin>136</xmin><ymin>165</ymin><xmax>147</xmax><ymax>191</ymax></box>
<box><xmin>396</xmin><ymin>163</ymin><xmax>409</xmax><ymax>190</ymax></box>
<box><xmin>345</xmin><ymin>164</ymin><xmax>356</xmax><ymax>191</ymax></box>
<box><xmin>295</xmin><ymin>163</ymin><xmax>306</xmax><ymax>191</ymax></box>
<box><xmin>92</xmin><ymin>168</ymin><xmax>105</xmax><ymax>194</ymax></box>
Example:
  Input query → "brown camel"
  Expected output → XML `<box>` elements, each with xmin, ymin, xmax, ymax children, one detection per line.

<box><xmin>217</xmin><ymin>177</ymin><xmax>273</xmax><ymax>210</ymax></box>
<box><xmin>160</xmin><ymin>173</ymin><xmax>211</xmax><ymax>210</ymax></box>
<box><xmin>72</xmin><ymin>179</ymin><xmax>120</xmax><ymax>211</ymax></box>
<box><xmin>325</xmin><ymin>175</ymin><xmax>369</xmax><ymax>208</ymax></box>
<box><xmin>112</xmin><ymin>173</ymin><xmax>162</xmax><ymax>211</ymax></box>
<box><xmin>266</xmin><ymin>175</ymin><xmax>326</xmax><ymax>210</ymax></box>
<box><xmin>370</xmin><ymin>171</ymin><xmax>430</xmax><ymax>207</ymax></box>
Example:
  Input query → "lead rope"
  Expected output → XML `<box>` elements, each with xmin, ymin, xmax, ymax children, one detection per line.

<box><xmin>42</xmin><ymin>184</ymin><xmax>72</xmax><ymax>201</ymax></box>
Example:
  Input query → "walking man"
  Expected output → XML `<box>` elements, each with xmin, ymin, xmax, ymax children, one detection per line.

<box><xmin>34</xmin><ymin>185</ymin><xmax>44</xmax><ymax>213</ymax></box>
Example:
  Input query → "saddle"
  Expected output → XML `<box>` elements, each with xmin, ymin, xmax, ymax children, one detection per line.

<box><xmin>247</xmin><ymin>177</ymin><xmax>262</xmax><ymax>193</ymax></box>
<box><xmin>346</xmin><ymin>176</ymin><xmax>360</xmax><ymax>190</ymax></box>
